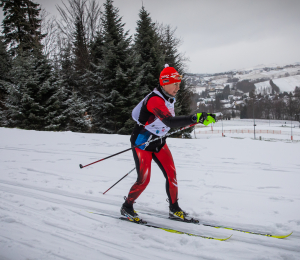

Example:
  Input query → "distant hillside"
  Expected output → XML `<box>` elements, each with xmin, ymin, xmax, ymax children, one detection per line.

<box><xmin>186</xmin><ymin>62</ymin><xmax>300</xmax><ymax>95</ymax></box>
<box><xmin>255</xmin><ymin>75</ymin><xmax>300</xmax><ymax>93</ymax></box>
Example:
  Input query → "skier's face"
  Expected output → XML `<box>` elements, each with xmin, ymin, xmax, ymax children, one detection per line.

<box><xmin>162</xmin><ymin>82</ymin><xmax>180</xmax><ymax>97</ymax></box>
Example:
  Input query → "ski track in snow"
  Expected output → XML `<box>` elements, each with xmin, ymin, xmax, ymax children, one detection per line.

<box><xmin>1</xmin><ymin>180</ymin><xmax>300</xmax><ymax>259</ymax></box>
<box><xmin>1</xmin><ymin>121</ymin><xmax>300</xmax><ymax>260</ymax></box>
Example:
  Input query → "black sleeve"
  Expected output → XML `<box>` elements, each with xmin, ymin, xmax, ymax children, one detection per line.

<box><xmin>162</xmin><ymin>115</ymin><xmax>195</xmax><ymax>128</ymax></box>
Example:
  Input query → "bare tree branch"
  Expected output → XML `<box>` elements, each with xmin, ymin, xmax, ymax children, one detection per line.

<box><xmin>56</xmin><ymin>0</ymin><xmax>102</xmax><ymax>45</ymax></box>
<box><xmin>40</xmin><ymin>8</ymin><xmax>58</xmax><ymax>59</ymax></box>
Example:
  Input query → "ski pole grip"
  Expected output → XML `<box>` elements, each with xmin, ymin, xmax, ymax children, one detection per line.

<box><xmin>79</xmin><ymin>164</ymin><xmax>83</xmax><ymax>169</ymax></box>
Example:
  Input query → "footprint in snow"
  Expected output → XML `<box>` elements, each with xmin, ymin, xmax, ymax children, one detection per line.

<box><xmin>257</xmin><ymin>186</ymin><xmax>280</xmax><ymax>190</ymax></box>
<box><xmin>2</xmin><ymin>217</ymin><xmax>17</xmax><ymax>223</ymax></box>
<box><xmin>269</xmin><ymin>196</ymin><xmax>293</xmax><ymax>202</ymax></box>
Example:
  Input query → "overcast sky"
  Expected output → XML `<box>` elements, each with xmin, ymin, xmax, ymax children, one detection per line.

<box><xmin>1</xmin><ymin>0</ymin><xmax>300</xmax><ymax>73</ymax></box>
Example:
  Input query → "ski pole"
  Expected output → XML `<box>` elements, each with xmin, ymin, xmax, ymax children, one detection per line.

<box><xmin>103</xmin><ymin>167</ymin><xmax>136</xmax><ymax>195</ymax></box>
<box><xmin>79</xmin><ymin>122</ymin><xmax>199</xmax><ymax>169</ymax></box>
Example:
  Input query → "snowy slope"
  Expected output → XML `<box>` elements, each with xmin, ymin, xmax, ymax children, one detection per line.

<box><xmin>236</xmin><ymin>67</ymin><xmax>300</xmax><ymax>84</ymax></box>
<box><xmin>272</xmin><ymin>75</ymin><xmax>300</xmax><ymax>92</ymax></box>
<box><xmin>1</xmin><ymin>123</ymin><xmax>300</xmax><ymax>260</ymax></box>
<box><xmin>255</xmin><ymin>75</ymin><xmax>300</xmax><ymax>93</ymax></box>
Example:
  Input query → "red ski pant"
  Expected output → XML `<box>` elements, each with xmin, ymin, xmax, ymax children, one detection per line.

<box><xmin>126</xmin><ymin>143</ymin><xmax>178</xmax><ymax>205</ymax></box>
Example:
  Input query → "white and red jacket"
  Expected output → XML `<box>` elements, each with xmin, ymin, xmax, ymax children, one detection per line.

<box><xmin>130</xmin><ymin>86</ymin><xmax>194</xmax><ymax>152</ymax></box>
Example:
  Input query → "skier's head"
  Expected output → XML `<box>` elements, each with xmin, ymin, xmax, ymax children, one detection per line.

<box><xmin>160</xmin><ymin>64</ymin><xmax>182</xmax><ymax>86</ymax></box>
<box><xmin>159</xmin><ymin>64</ymin><xmax>182</xmax><ymax>97</ymax></box>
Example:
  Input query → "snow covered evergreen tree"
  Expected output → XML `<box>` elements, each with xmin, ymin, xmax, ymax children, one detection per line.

<box><xmin>1</xmin><ymin>0</ymin><xmax>58</xmax><ymax>130</ymax></box>
<box><xmin>2</xmin><ymin>50</ymin><xmax>90</xmax><ymax>132</ymax></box>
<box><xmin>63</xmin><ymin>91</ymin><xmax>91</xmax><ymax>132</ymax></box>
<box><xmin>60</xmin><ymin>42</ymin><xmax>76</xmax><ymax>90</ymax></box>
<box><xmin>1</xmin><ymin>51</ymin><xmax>56</xmax><ymax>129</ymax></box>
<box><xmin>0</xmin><ymin>36</ymin><xmax>11</xmax><ymax>125</ymax></box>
<box><xmin>87</xmin><ymin>0</ymin><xmax>142</xmax><ymax>134</ymax></box>
<box><xmin>56</xmin><ymin>43</ymin><xmax>91</xmax><ymax>132</ymax></box>
<box><xmin>90</xmin><ymin>31</ymin><xmax>104</xmax><ymax>64</ymax></box>
<box><xmin>84</xmin><ymin>28</ymin><xmax>104</xmax><ymax>126</ymax></box>
<box><xmin>0</xmin><ymin>0</ymin><xmax>45</xmax><ymax>55</ymax></box>
<box><xmin>50</xmin><ymin>77</ymin><xmax>91</xmax><ymax>132</ymax></box>
<box><xmin>73</xmin><ymin>17</ymin><xmax>89</xmax><ymax>73</ymax></box>
<box><xmin>0</xmin><ymin>36</ymin><xmax>10</xmax><ymax>80</ymax></box>
<box><xmin>134</xmin><ymin>6</ymin><xmax>164</xmax><ymax>95</ymax></box>
<box><xmin>72</xmin><ymin>15</ymin><xmax>90</xmax><ymax>99</ymax></box>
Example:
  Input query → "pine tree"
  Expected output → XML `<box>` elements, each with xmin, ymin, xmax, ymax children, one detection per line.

<box><xmin>1</xmin><ymin>52</ymin><xmax>56</xmax><ymax>129</ymax></box>
<box><xmin>73</xmin><ymin>16</ymin><xmax>89</xmax><ymax>73</ymax></box>
<box><xmin>25</xmin><ymin>0</ymin><xmax>44</xmax><ymax>49</ymax></box>
<box><xmin>87</xmin><ymin>27</ymin><xmax>105</xmax><ymax>125</ymax></box>
<box><xmin>53</xmin><ymin>42</ymin><xmax>90</xmax><ymax>132</ymax></box>
<box><xmin>0</xmin><ymin>0</ymin><xmax>90</xmax><ymax>132</ymax></box>
<box><xmin>72</xmin><ymin>16</ymin><xmax>90</xmax><ymax>98</ymax></box>
<box><xmin>62</xmin><ymin>91</ymin><xmax>91</xmax><ymax>132</ymax></box>
<box><xmin>0</xmin><ymin>36</ymin><xmax>11</xmax><ymax>116</ymax></box>
<box><xmin>60</xmin><ymin>42</ymin><xmax>76</xmax><ymax>89</ymax></box>
<box><xmin>0</xmin><ymin>0</ymin><xmax>59</xmax><ymax>130</ymax></box>
<box><xmin>50</xmin><ymin>77</ymin><xmax>91</xmax><ymax>132</ymax></box>
<box><xmin>1</xmin><ymin>50</ymin><xmax>90</xmax><ymax>131</ymax></box>
<box><xmin>89</xmin><ymin>0</ymin><xmax>142</xmax><ymax>134</ymax></box>
<box><xmin>90</xmin><ymin>31</ymin><xmax>104</xmax><ymax>64</ymax></box>
<box><xmin>0</xmin><ymin>0</ymin><xmax>45</xmax><ymax>55</ymax></box>
<box><xmin>270</xmin><ymin>79</ymin><xmax>280</xmax><ymax>94</ymax></box>
<box><xmin>134</xmin><ymin>6</ymin><xmax>163</xmax><ymax>95</ymax></box>
<box><xmin>0</xmin><ymin>36</ymin><xmax>10</xmax><ymax>79</ymax></box>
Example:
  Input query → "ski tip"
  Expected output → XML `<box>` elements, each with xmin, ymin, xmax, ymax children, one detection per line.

<box><xmin>202</xmin><ymin>234</ymin><xmax>232</xmax><ymax>241</ymax></box>
<box><xmin>273</xmin><ymin>232</ymin><xmax>293</xmax><ymax>239</ymax></box>
<box><xmin>220</xmin><ymin>234</ymin><xmax>233</xmax><ymax>241</ymax></box>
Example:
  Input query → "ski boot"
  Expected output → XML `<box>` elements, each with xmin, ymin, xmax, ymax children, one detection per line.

<box><xmin>169</xmin><ymin>201</ymin><xmax>199</xmax><ymax>223</ymax></box>
<box><xmin>121</xmin><ymin>200</ymin><xmax>147</xmax><ymax>224</ymax></box>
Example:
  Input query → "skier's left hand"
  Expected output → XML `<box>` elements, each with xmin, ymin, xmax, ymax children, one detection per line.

<box><xmin>196</xmin><ymin>112</ymin><xmax>208</xmax><ymax>122</ymax></box>
<box><xmin>208</xmin><ymin>113</ymin><xmax>216</xmax><ymax>121</ymax></box>
<box><xmin>198</xmin><ymin>113</ymin><xmax>216</xmax><ymax>126</ymax></box>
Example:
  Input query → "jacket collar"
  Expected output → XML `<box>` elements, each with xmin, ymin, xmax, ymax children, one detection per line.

<box><xmin>157</xmin><ymin>85</ymin><xmax>175</xmax><ymax>103</ymax></box>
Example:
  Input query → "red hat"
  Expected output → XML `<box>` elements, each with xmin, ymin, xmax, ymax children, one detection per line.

<box><xmin>159</xmin><ymin>64</ymin><xmax>182</xmax><ymax>86</ymax></box>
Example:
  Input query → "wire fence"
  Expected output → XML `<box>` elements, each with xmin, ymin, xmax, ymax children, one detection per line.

<box><xmin>196</xmin><ymin>129</ymin><xmax>300</xmax><ymax>136</ymax></box>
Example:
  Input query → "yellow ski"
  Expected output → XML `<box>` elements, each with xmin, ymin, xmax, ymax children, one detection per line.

<box><xmin>140</xmin><ymin>211</ymin><xmax>293</xmax><ymax>239</ymax></box>
<box><xmin>89</xmin><ymin>211</ymin><xmax>231</xmax><ymax>241</ymax></box>
<box><xmin>205</xmin><ymin>224</ymin><xmax>293</xmax><ymax>239</ymax></box>
<box><xmin>120</xmin><ymin>217</ymin><xmax>232</xmax><ymax>241</ymax></box>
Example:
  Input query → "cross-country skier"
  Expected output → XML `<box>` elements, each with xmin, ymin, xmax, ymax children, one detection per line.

<box><xmin>121</xmin><ymin>64</ymin><xmax>216</xmax><ymax>223</ymax></box>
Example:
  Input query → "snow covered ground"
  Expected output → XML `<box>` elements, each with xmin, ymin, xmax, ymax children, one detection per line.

<box><xmin>1</xmin><ymin>120</ymin><xmax>300</xmax><ymax>260</ymax></box>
